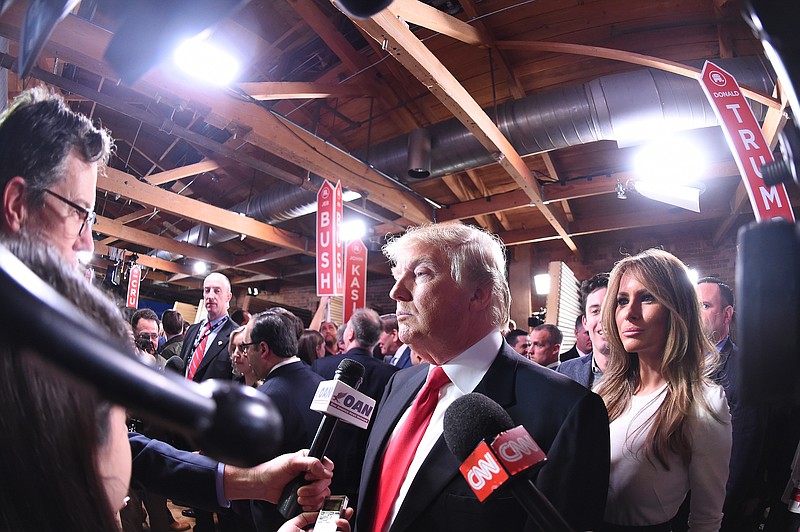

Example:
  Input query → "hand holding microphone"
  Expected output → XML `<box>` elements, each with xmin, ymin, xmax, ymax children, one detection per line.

<box><xmin>278</xmin><ymin>358</ymin><xmax>375</xmax><ymax>518</ymax></box>
<box><xmin>443</xmin><ymin>392</ymin><xmax>574</xmax><ymax>532</ymax></box>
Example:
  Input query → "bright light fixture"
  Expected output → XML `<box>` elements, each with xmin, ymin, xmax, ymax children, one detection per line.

<box><xmin>686</xmin><ymin>268</ymin><xmax>699</xmax><ymax>285</ymax></box>
<box><xmin>193</xmin><ymin>261</ymin><xmax>209</xmax><ymax>275</ymax></box>
<box><xmin>173</xmin><ymin>35</ymin><xmax>239</xmax><ymax>85</ymax></box>
<box><xmin>77</xmin><ymin>250</ymin><xmax>93</xmax><ymax>264</ymax></box>
<box><xmin>633</xmin><ymin>136</ymin><xmax>707</xmax><ymax>185</ymax></box>
<box><xmin>534</xmin><ymin>273</ymin><xmax>550</xmax><ymax>295</ymax></box>
<box><xmin>342</xmin><ymin>190</ymin><xmax>362</xmax><ymax>202</ymax></box>
<box><xmin>340</xmin><ymin>219</ymin><xmax>367</xmax><ymax>241</ymax></box>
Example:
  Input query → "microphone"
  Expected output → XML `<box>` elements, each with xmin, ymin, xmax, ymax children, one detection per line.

<box><xmin>0</xmin><ymin>243</ymin><xmax>283</xmax><ymax>468</ymax></box>
<box><xmin>165</xmin><ymin>355</ymin><xmax>185</xmax><ymax>374</ymax></box>
<box><xmin>278</xmin><ymin>358</ymin><xmax>373</xmax><ymax>518</ymax></box>
<box><xmin>443</xmin><ymin>393</ymin><xmax>574</xmax><ymax>532</ymax></box>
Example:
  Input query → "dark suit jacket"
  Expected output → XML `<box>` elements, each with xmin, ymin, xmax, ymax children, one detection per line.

<box><xmin>311</xmin><ymin>348</ymin><xmax>399</xmax><ymax>505</ymax></box>
<box><xmin>559</xmin><ymin>343</ymin><xmax>580</xmax><ymax>363</ymax></box>
<box><xmin>356</xmin><ymin>345</ymin><xmax>610</xmax><ymax>532</ymax></box>
<box><xmin>128</xmin><ymin>433</ymin><xmax>220</xmax><ymax>511</ymax></box>
<box><xmin>393</xmin><ymin>345</ymin><xmax>413</xmax><ymax>369</ymax></box>
<box><xmin>556</xmin><ymin>353</ymin><xmax>599</xmax><ymax>389</ymax></box>
<box><xmin>713</xmin><ymin>337</ymin><xmax>767</xmax><ymax>522</ymax></box>
<box><xmin>252</xmin><ymin>361</ymin><xmax>325</xmax><ymax>532</ymax></box>
<box><xmin>180</xmin><ymin>317</ymin><xmax>236</xmax><ymax>382</ymax></box>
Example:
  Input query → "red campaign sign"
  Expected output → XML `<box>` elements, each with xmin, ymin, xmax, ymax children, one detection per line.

<box><xmin>342</xmin><ymin>238</ymin><xmax>368</xmax><ymax>324</ymax></box>
<box><xmin>316</xmin><ymin>181</ymin><xmax>344</xmax><ymax>296</ymax></box>
<box><xmin>490</xmin><ymin>425</ymin><xmax>547</xmax><ymax>476</ymax></box>
<box><xmin>699</xmin><ymin>61</ymin><xmax>795</xmax><ymax>222</ymax></box>
<box><xmin>458</xmin><ymin>441</ymin><xmax>509</xmax><ymax>502</ymax></box>
<box><xmin>127</xmin><ymin>264</ymin><xmax>141</xmax><ymax>309</ymax></box>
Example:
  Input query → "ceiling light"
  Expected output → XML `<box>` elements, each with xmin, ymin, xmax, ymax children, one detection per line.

<box><xmin>534</xmin><ymin>273</ymin><xmax>550</xmax><ymax>295</ymax></box>
<box><xmin>633</xmin><ymin>136</ymin><xmax>707</xmax><ymax>185</ymax></box>
<box><xmin>193</xmin><ymin>261</ymin><xmax>208</xmax><ymax>275</ymax></box>
<box><xmin>616</xmin><ymin>181</ymin><xmax>627</xmax><ymax>200</ymax></box>
<box><xmin>173</xmin><ymin>35</ymin><xmax>240</xmax><ymax>86</ymax></box>
<box><xmin>340</xmin><ymin>219</ymin><xmax>367</xmax><ymax>241</ymax></box>
<box><xmin>634</xmin><ymin>180</ymin><xmax>702</xmax><ymax>212</ymax></box>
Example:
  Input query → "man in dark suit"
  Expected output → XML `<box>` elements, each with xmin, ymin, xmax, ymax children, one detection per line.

<box><xmin>559</xmin><ymin>314</ymin><xmax>592</xmax><ymax>363</ymax></box>
<box><xmin>696</xmin><ymin>277</ymin><xmax>766</xmax><ymax>532</ymax></box>
<box><xmin>245</xmin><ymin>310</ymin><xmax>326</xmax><ymax>531</ymax></box>
<box><xmin>378</xmin><ymin>313</ymin><xmax>413</xmax><ymax>369</ymax></box>
<box><xmin>180</xmin><ymin>272</ymin><xmax>237</xmax><ymax>384</ymax></box>
<box><xmin>557</xmin><ymin>273</ymin><xmax>609</xmax><ymax>389</ymax></box>
<box><xmin>356</xmin><ymin>224</ymin><xmax>609</xmax><ymax>532</ymax></box>
<box><xmin>312</xmin><ymin>308</ymin><xmax>398</xmax><ymax>507</ymax></box>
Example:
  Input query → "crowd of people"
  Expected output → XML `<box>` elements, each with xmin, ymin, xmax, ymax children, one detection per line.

<box><xmin>0</xmin><ymin>86</ymin><xmax>797</xmax><ymax>532</ymax></box>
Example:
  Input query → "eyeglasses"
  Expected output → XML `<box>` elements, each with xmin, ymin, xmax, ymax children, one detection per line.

<box><xmin>43</xmin><ymin>189</ymin><xmax>97</xmax><ymax>236</ymax></box>
<box><xmin>239</xmin><ymin>340</ymin><xmax>259</xmax><ymax>351</ymax></box>
<box><xmin>136</xmin><ymin>333</ymin><xmax>160</xmax><ymax>341</ymax></box>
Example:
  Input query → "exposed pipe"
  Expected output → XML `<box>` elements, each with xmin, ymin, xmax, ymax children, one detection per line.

<box><xmin>158</xmin><ymin>56</ymin><xmax>775</xmax><ymax>260</ymax></box>
<box><xmin>361</xmin><ymin>56</ymin><xmax>775</xmax><ymax>179</ymax></box>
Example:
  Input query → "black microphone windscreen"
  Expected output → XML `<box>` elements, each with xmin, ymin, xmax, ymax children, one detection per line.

<box><xmin>334</xmin><ymin>357</ymin><xmax>365</xmax><ymax>388</ymax></box>
<box><xmin>165</xmin><ymin>355</ymin><xmax>185</xmax><ymax>374</ymax></box>
<box><xmin>443</xmin><ymin>392</ymin><xmax>514</xmax><ymax>461</ymax></box>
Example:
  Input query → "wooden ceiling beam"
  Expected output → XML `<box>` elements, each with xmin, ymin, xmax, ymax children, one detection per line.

<box><xmin>0</xmin><ymin>7</ymin><xmax>434</xmax><ymax>226</ymax></box>
<box><xmin>238</xmin><ymin>82</ymin><xmax>371</xmax><ymax>101</ymax></box>
<box><xmin>388</xmin><ymin>0</ymin><xmax>490</xmax><ymax>46</ymax></box>
<box><xmin>354</xmin><ymin>9</ymin><xmax>579</xmax><ymax>254</ymax></box>
<box><xmin>98</xmin><ymin>167</ymin><xmax>311</xmax><ymax>254</ymax></box>
<box><xmin>146</xmin><ymin>160</ymin><xmax>222</xmax><ymax>186</ymax></box>
<box><xmin>93</xmin><ymin>242</ymin><xmax>193</xmax><ymax>275</ymax></box>
<box><xmin>496</xmin><ymin>40</ymin><xmax>780</xmax><ymax>110</ymax></box>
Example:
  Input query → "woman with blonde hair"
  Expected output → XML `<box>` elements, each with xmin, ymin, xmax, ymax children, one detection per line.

<box><xmin>596</xmin><ymin>248</ymin><xmax>732</xmax><ymax>531</ymax></box>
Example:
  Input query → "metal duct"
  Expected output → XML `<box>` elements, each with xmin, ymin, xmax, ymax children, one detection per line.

<box><xmin>364</xmin><ymin>56</ymin><xmax>775</xmax><ymax>179</ymax></box>
<box><xmin>151</xmin><ymin>181</ymin><xmax>317</xmax><ymax>261</ymax></box>
<box><xmin>155</xmin><ymin>56</ymin><xmax>774</xmax><ymax>260</ymax></box>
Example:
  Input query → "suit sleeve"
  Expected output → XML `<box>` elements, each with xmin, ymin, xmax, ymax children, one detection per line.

<box><xmin>128</xmin><ymin>432</ymin><xmax>221</xmax><ymax>511</ymax></box>
<box><xmin>532</xmin><ymin>391</ymin><xmax>610</xmax><ymax>532</ymax></box>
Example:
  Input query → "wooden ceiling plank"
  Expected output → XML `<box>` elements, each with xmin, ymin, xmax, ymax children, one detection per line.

<box><xmin>355</xmin><ymin>9</ymin><xmax>578</xmax><ymax>253</ymax></box>
<box><xmin>388</xmin><ymin>0</ymin><xmax>490</xmax><ymax>46</ymax></box>
<box><xmin>238</xmin><ymin>81</ymin><xmax>371</xmax><ymax>100</ymax></box>
<box><xmin>0</xmin><ymin>9</ymin><xmax>433</xmax><ymax>226</ymax></box>
<box><xmin>464</xmin><ymin>168</ymin><xmax>509</xmax><ymax>230</ymax></box>
<box><xmin>146</xmin><ymin>160</ymin><xmax>222</xmax><ymax>186</ymax></box>
<box><xmin>496</xmin><ymin>40</ymin><xmax>780</xmax><ymax>110</ymax></box>
<box><xmin>98</xmin><ymin>167</ymin><xmax>312</xmax><ymax>253</ymax></box>
<box><xmin>93</xmin><ymin>242</ymin><xmax>192</xmax><ymax>275</ymax></box>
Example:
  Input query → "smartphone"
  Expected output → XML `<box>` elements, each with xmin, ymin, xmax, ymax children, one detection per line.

<box><xmin>314</xmin><ymin>495</ymin><xmax>348</xmax><ymax>532</ymax></box>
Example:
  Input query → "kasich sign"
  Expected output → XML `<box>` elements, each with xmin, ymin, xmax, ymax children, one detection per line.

<box><xmin>699</xmin><ymin>61</ymin><xmax>794</xmax><ymax>222</ymax></box>
<box><xmin>342</xmin><ymin>238</ymin><xmax>368</xmax><ymax>324</ymax></box>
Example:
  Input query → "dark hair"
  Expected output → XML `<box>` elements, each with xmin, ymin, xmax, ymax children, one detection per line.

<box><xmin>348</xmin><ymin>308</ymin><xmax>382</xmax><ymax>350</ymax></box>
<box><xmin>505</xmin><ymin>329</ymin><xmax>529</xmax><ymax>348</ymax></box>
<box><xmin>533</xmin><ymin>323</ymin><xmax>563</xmax><ymax>345</ymax></box>
<box><xmin>161</xmin><ymin>309</ymin><xmax>185</xmax><ymax>336</ymax></box>
<box><xmin>131</xmin><ymin>308</ymin><xmax>159</xmax><ymax>330</ymax></box>
<box><xmin>0</xmin><ymin>236</ymin><xmax>133</xmax><ymax>531</ymax></box>
<box><xmin>230</xmin><ymin>309</ymin><xmax>251</xmax><ymax>327</ymax></box>
<box><xmin>380</xmin><ymin>313</ymin><xmax>398</xmax><ymax>333</ymax></box>
<box><xmin>580</xmin><ymin>272</ymin><xmax>610</xmax><ymax>316</ymax></box>
<box><xmin>250</xmin><ymin>310</ymin><xmax>298</xmax><ymax>359</ymax></box>
<box><xmin>298</xmin><ymin>329</ymin><xmax>324</xmax><ymax>366</ymax></box>
<box><xmin>0</xmin><ymin>87</ymin><xmax>112</xmax><ymax>210</ymax></box>
<box><xmin>574</xmin><ymin>314</ymin><xmax>584</xmax><ymax>329</ymax></box>
<box><xmin>269</xmin><ymin>307</ymin><xmax>304</xmax><ymax>340</ymax></box>
<box><xmin>697</xmin><ymin>277</ymin><xmax>735</xmax><ymax>307</ymax></box>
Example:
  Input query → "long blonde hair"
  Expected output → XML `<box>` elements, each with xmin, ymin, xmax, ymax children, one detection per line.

<box><xmin>595</xmin><ymin>248</ymin><xmax>719</xmax><ymax>468</ymax></box>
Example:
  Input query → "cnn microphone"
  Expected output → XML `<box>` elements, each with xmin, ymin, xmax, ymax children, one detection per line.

<box><xmin>443</xmin><ymin>393</ymin><xmax>574</xmax><ymax>532</ymax></box>
<box><xmin>278</xmin><ymin>358</ymin><xmax>373</xmax><ymax>518</ymax></box>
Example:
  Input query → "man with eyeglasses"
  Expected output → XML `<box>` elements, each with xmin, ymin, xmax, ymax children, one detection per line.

<box><xmin>0</xmin><ymin>88</ymin><xmax>336</xmax><ymax>526</ymax></box>
<box><xmin>132</xmin><ymin>308</ymin><xmax>161</xmax><ymax>356</ymax></box>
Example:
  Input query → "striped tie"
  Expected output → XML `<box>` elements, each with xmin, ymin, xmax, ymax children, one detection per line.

<box><xmin>186</xmin><ymin>321</ymin><xmax>212</xmax><ymax>381</ymax></box>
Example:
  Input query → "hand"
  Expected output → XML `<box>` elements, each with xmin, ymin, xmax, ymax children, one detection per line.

<box><xmin>277</xmin><ymin>508</ymin><xmax>354</xmax><ymax>532</ymax></box>
<box><xmin>223</xmin><ymin>449</ymin><xmax>333</xmax><ymax>506</ymax></box>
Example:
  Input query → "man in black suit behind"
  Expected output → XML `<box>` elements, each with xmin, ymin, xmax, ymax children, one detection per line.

<box><xmin>312</xmin><ymin>308</ymin><xmax>398</xmax><ymax>507</ymax></box>
<box><xmin>356</xmin><ymin>224</ymin><xmax>609</xmax><ymax>532</ymax></box>
<box><xmin>246</xmin><ymin>310</ymin><xmax>326</xmax><ymax>531</ymax></box>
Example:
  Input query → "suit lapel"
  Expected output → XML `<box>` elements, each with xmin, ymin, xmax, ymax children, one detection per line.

<box><xmin>182</xmin><ymin>323</ymin><xmax>202</xmax><ymax>366</ymax></box>
<box><xmin>358</xmin><ymin>365</ymin><xmax>428</xmax><ymax>526</ymax></box>
<box><xmin>196</xmin><ymin>319</ymin><xmax>231</xmax><ymax>375</ymax></box>
<box><xmin>390</xmin><ymin>346</ymin><xmax>521</xmax><ymax>530</ymax></box>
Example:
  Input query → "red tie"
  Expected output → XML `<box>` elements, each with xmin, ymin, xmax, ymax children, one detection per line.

<box><xmin>372</xmin><ymin>366</ymin><xmax>451</xmax><ymax>532</ymax></box>
<box><xmin>186</xmin><ymin>322</ymin><xmax>212</xmax><ymax>381</ymax></box>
